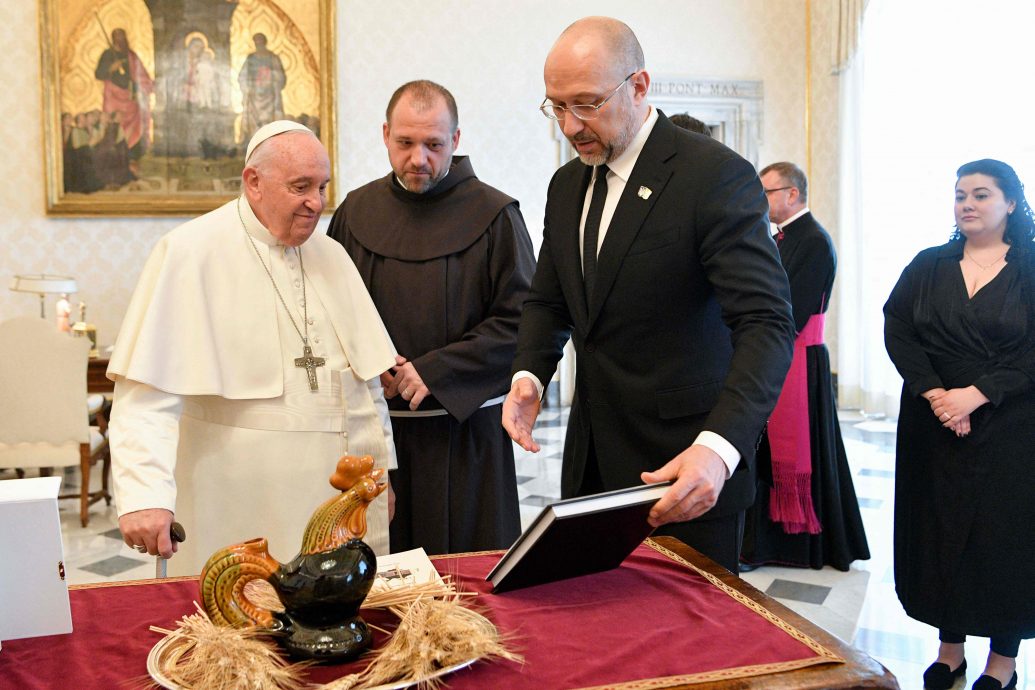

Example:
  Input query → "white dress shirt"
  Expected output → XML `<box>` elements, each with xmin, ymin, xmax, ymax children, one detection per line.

<box><xmin>775</xmin><ymin>206</ymin><xmax>810</xmax><ymax>235</ymax></box>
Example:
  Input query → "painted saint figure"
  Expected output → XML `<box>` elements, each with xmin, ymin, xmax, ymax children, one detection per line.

<box><xmin>94</xmin><ymin>28</ymin><xmax>153</xmax><ymax>177</ymax></box>
<box><xmin>238</xmin><ymin>33</ymin><xmax>286</xmax><ymax>144</ymax></box>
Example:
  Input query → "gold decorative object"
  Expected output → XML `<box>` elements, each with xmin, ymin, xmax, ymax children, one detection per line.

<box><xmin>70</xmin><ymin>301</ymin><xmax>99</xmax><ymax>358</ymax></box>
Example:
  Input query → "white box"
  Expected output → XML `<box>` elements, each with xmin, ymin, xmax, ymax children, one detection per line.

<box><xmin>0</xmin><ymin>476</ymin><xmax>73</xmax><ymax>641</ymax></box>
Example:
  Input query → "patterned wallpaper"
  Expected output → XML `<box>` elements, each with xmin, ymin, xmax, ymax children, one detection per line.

<box><xmin>3</xmin><ymin>0</ymin><xmax>841</xmax><ymax>363</ymax></box>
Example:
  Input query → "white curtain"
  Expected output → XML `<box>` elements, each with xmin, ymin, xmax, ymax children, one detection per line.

<box><xmin>836</xmin><ymin>23</ymin><xmax>897</xmax><ymax>417</ymax></box>
<box><xmin>831</xmin><ymin>0</ymin><xmax>868</xmax><ymax>75</ymax></box>
<box><xmin>836</xmin><ymin>0</ymin><xmax>1035</xmax><ymax>417</ymax></box>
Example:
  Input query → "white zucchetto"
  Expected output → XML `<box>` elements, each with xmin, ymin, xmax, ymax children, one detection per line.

<box><xmin>244</xmin><ymin>120</ymin><xmax>314</xmax><ymax>163</ymax></box>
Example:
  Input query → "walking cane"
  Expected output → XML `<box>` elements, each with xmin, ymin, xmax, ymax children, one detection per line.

<box><xmin>156</xmin><ymin>521</ymin><xmax>186</xmax><ymax>579</ymax></box>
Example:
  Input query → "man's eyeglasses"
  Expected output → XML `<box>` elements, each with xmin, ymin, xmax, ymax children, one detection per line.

<box><xmin>764</xmin><ymin>186</ymin><xmax>793</xmax><ymax>195</ymax></box>
<box><xmin>539</xmin><ymin>73</ymin><xmax>637</xmax><ymax>121</ymax></box>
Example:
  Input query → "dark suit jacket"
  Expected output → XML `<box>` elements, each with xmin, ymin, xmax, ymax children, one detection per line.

<box><xmin>513</xmin><ymin>112</ymin><xmax>795</xmax><ymax>518</ymax></box>
<box><xmin>777</xmin><ymin>211</ymin><xmax>837</xmax><ymax>332</ymax></box>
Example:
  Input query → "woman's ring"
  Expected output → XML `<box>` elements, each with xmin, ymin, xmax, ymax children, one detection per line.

<box><xmin>134</xmin><ymin>545</ymin><xmax>147</xmax><ymax>553</ymax></box>
<box><xmin>941</xmin><ymin>413</ymin><xmax>949</xmax><ymax>421</ymax></box>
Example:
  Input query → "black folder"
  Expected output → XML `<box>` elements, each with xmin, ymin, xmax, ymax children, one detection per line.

<box><xmin>486</xmin><ymin>481</ymin><xmax>671</xmax><ymax>592</ymax></box>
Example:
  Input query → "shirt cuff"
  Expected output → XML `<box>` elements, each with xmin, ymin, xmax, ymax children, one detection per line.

<box><xmin>512</xmin><ymin>371</ymin><xmax>545</xmax><ymax>400</ymax></box>
<box><xmin>694</xmin><ymin>431</ymin><xmax>741</xmax><ymax>478</ymax></box>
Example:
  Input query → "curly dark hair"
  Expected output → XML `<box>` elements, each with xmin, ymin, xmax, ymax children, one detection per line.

<box><xmin>952</xmin><ymin>158</ymin><xmax>1035</xmax><ymax>248</ymax></box>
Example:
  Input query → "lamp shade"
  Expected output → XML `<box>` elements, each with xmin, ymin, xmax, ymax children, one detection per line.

<box><xmin>9</xmin><ymin>274</ymin><xmax>78</xmax><ymax>295</ymax></box>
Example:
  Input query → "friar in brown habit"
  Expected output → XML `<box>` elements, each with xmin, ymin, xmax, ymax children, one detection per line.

<box><xmin>329</xmin><ymin>80</ymin><xmax>536</xmax><ymax>555</ymax></box>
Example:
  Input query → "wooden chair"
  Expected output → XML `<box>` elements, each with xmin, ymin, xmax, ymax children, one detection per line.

<box><xmin>0</xmin><ymin>317</ymin><xmax>111</xmax><ymax>527</ymax></box>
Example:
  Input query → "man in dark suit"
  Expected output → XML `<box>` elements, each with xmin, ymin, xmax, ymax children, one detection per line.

<box><xmin>502</xmin><ymin>16</ymin><xmax>795</xmax><ymax>573</ymax></box>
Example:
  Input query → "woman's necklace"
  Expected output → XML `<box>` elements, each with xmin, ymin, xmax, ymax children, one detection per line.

<box><xmin>238</xmin><ymin>198</ymin><xmax>325</xmax><ymax>391</ymax></box>
<box><xmin>964</xmin><ymin>247</ymin><xmax>1009</xmax><ymax>271</ymax></box>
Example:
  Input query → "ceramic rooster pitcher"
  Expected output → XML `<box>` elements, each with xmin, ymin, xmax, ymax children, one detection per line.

<box><xmin>199</xmin><ymin>455</ymin><xmax>387</xmax><ymax>661</ymax></box>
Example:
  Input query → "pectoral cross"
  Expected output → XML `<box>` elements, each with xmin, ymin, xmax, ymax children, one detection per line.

<box><xmin>295</xmin><ymin>344</ymin><xmax>325</xmax><ymax>391</ymax></box>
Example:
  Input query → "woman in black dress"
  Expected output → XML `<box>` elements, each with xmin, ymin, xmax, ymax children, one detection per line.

<box><xmin>884</xmin><ymin>159</ymin><xmax>1035</xmax><ymax>690</ymax></box>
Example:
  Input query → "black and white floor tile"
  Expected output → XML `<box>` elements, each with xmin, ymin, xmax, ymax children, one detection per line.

<box><xmin>34</xmin><ymin>399</ymin><xmax>1032</xmax><ymax>690</ymax></box>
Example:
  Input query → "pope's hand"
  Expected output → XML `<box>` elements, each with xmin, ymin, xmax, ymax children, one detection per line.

<box><xmin>502</xmin><ymin>378</ymin><xmax>541</xmax><ymax>452</ymax></box>
<box><xmin>119</xmin><ymin>508</ymin><xmax>177</xmax><ymax>559</ymax></box>
<box><xmin>640</xmin><ymin>445</ymin><xmax>728</xmax><ymax>527</ymax></box>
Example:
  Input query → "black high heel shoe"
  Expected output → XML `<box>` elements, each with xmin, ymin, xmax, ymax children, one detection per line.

<box><xmin>972</xmin><ymin>671</ymin><xmax>1017</xmax><ymax>690</ymax></box>
<box><xmin>923</xmin><ymin>659</ymin><xmax>967</xmax><ymax>689</ymax></box>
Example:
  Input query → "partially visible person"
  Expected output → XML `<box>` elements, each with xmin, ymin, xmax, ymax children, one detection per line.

<box><xmin>108</xmin><ymin>121</ymin><xmax>397</xmax><ymax>576</ymax></box>
<box><xmin>68</xmin><ymin>112</ymin><xmax>102</xmax><ymax>193</ymax></box>
<box><xmin>238</xmin><ymin>33</ymin><xmax>286</xmax><ymax>144</ymax></box>
<box><xmin>94</xmin><ymin>28</ymin><xmax>153</xmax><ymax>177</ymax></box>
<box><xmin>740</xmin><ymin>161</ymin><xmax>869</xmax><ymax>572</ymax></box>
<box><xmin>504</xmin><ymin>16</ymin><xmax>795</xmax><ymax>574</ymax></box>
<box><xmin>669</xmin><ymin>112</ymin><xmax>710</xmax><ymax>136</ymax></box>
<box><xmin>884</xmin><ymin>158</ymin><xmax>1035</xmax><ymax>690</ymax></box>
<box><xmin>330</xmin><ymin>80</ymin><xmax>535</xmax><ymax>554</ymax></box>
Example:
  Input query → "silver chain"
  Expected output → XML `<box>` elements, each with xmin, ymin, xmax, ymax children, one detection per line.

<box><xmin>237</xmin><ymin>197</ymin><xmax>309</xmax><ymax>345</ymax></box>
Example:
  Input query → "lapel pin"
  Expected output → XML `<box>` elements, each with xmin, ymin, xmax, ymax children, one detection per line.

<box><xmin>638</xmin><ymin>186</ymin><xmax>652</xmax><ymax>200</ymax></box>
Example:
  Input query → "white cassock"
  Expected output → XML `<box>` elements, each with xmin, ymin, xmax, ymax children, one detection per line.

<box><xmin>107</xmin><ymin>196</ymin><xmax>397</xmax><ymax>575</ymax></box>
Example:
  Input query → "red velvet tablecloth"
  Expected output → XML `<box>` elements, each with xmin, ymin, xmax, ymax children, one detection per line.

<box><xmin>0</xmin><ymin>540</ymin><xmax>841</xmax><ymax>689</ymax></box>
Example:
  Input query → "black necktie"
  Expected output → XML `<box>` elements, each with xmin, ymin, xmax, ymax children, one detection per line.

<box><xmin>583</xmin><ymin>165</ymin><xmax>609</xmax><ymax>305</ymax></box>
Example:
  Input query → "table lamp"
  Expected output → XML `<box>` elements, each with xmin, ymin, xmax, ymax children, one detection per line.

<box><xmin>9</xmin><ymin>274</ymin><xmax>78</xmax><ymax>319</ymax></box>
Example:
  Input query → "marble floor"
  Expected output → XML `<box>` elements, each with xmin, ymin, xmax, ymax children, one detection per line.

<box><xmin>23</xmin><ymin>399</ymin><xmax>1033</xmax><ymax>690</ymax></box>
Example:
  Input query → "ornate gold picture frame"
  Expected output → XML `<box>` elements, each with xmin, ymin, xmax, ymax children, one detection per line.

<box><xmin>39</xmin><ymin>0</ymin><xmax>337</xmax><ymax>216</ymax></box>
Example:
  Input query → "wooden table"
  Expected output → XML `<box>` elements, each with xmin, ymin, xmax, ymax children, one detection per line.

<box><xmin>86</xmin><ymin>357</ymin><xmax>112</xmax><ymax>394</ymax></box>
<box><xmin>0</xmin><ymin>536</ymin><xmax>897</xmax><ymax>689</ymax></box>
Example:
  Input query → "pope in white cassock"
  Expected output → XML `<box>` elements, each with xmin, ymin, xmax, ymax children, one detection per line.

<box><xmin>107</xmin><ymin>121</ymin><xmax>398</xmax><ymax>575</ymax></box>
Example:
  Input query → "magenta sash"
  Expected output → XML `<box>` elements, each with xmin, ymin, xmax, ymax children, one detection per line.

<box><xmin>766</xmin><ymin>312</ymin><xmax>825</xmax><ymax>534</ymax></box>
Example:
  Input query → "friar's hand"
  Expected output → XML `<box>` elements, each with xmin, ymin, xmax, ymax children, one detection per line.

<box><xmin>641</xmin><ymin>445</ymin><xmax>728</xmax><ymax>527</ymax></box>
<box><xmin>119</xmin><ymin>508</ymin><xmax>177</xmax><ymax>559</ymax></box>
<box><xmin>381</xmin><ymin>355</ymin><xmax>406</xmax><ymax>399</ymax></box>
<box><xmin>393</xmin><ymin>359</ymin><xmax>430</xmax><ymax>411</ymax></box>
<box><xmin>502</xmin><ymin>377</ymin><xmax>542</xmax><ymax>452</ymax></box>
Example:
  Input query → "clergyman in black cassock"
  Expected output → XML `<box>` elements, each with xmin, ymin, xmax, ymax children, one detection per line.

<box><xmin>741</xmin><ymin>163</ymin><xmax>869</xmax><ymax>571</ymax></box>
<box><xmin>741</xmin><ymin>164</ymin><xmax>869</xmax><ymax>571</ymax></box>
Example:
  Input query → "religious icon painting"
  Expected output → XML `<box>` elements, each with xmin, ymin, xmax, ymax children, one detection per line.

<box><xmin>39</xmin><ymin>0</ymin><xmax>338</xmax><ymax>216</ymax></box>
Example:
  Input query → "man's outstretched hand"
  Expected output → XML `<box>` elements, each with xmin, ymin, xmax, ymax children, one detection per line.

<box><xmin>502</xmin><ymin>377</ymin><xmax>542</xmax><ymax>452</ymax></box>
